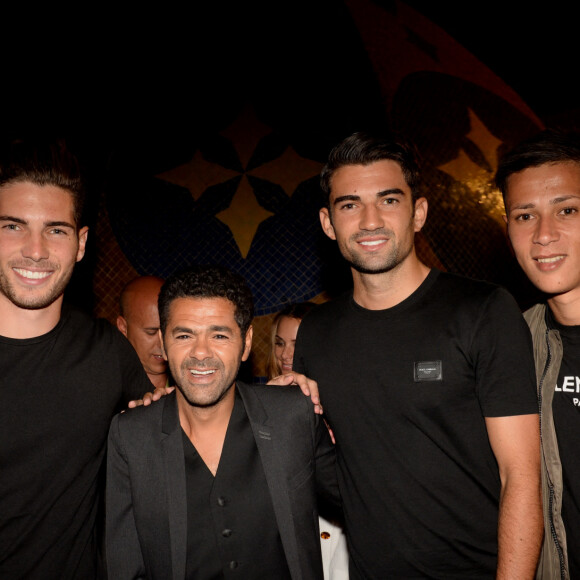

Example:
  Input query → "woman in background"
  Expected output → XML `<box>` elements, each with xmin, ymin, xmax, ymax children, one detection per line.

<box><xmin>268</xmin><ymin>302</ymin><xmax>349</xmax><ymax>580</ymax></box>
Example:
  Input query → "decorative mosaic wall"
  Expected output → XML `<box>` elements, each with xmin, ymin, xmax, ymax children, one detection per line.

<box><xmin>86</xmin><ymin>0</ymin><xmax>546</xmax><ymax>380</ymax></box>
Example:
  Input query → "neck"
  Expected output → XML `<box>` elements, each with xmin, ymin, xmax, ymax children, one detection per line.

<box><xmin>148</xmin><ymin>372</ymin><xmax>169</xmax><ymax>391</ymax></box>
<box><xmin>177</xmin><ymin>385</ymin><xmax>236</xmax><ymax>476</ymax></box>
<box><xmin>0</xmin><ymin>295</ymin><xmax>63</xmax><ymax>339</ymax></box>
<box><xmin>352</xmin><ymin>253</ymin><xmax>431</xmax><ymax>310</ymax></box>
<box><xmin>547</xmin><ymin>291</ymin><xmax>580</xmax><ymax>326</ymax></box>
<box><xmin>177</xmin><ymin>384</ymin><xmax>235</xmax><ymax>440</ymax></box>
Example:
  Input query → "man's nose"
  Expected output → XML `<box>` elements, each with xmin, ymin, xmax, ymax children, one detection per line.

<box><xmin>532</xmin><ymin>216</ymin><xmax>559</xmax><ymax>246</ymax></box>
<box><xmin>359</xmin><ymin>204</ymin><xmax>384</xmax><ymax>230</ymax></box>
<box><xmin>22</xmin><ymin>232</ymin><xmax>49</xmax><ymax>261</ymax></box>
<box><xmin>189</xmin><ymin>335</ymin><xmax>211</xmax><ymax>358</ymax></box>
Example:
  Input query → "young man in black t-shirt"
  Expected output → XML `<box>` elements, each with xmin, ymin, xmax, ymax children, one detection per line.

<box><xmin>294</xmin><ymin>132</ymin><xmax>543</xmax><ymax>579</ymax></box>
<box><xmin>0</xmin><ymin>140</ymin><xmax>154</xmax><ymax>579</ymax></box>
<box><xmin>498</xmin><ymin>128</ymin><xmax>580</xmax><ymax>579</ymax></box>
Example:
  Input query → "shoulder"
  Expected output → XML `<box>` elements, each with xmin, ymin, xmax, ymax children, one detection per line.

<box><xmin>523</xmin><ymin>303</ymin><xmax>546</xmax><ymax>326</ymax></box>
<box><xmin>61</xmin><ymin>303</ymin><xmax>123</xmax><ymax>345</ymax></box>
<box><xmin>432</xmin><ymin>271</ymin><xmax>521</xmax><ymax>313</ymax></box>
<box><xmin>238</xmin><ymin>381</ymin><xmax>306</xmax><ymax>403</ymax></box>
<box><xmin>112</xmin><ymin>393</ymin><xmax>169</xmax><ymax>437</ymax></box>
<box><xmin>434</xmin><ymin>271</ymin><xmax>507</xmax><ymax>300</ymax></box>
<box><xmin>297</xmin><ymin>294</ymin><xmax>350</xmax><ymax>332</ymax></box>
<box><xmin>238</xmin><ymin>381</ymin><xmax>310</xmax><ymax>415</ymax></box>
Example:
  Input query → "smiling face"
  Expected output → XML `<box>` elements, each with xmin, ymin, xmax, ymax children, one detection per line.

<box><xmin>274</xmin><ymin>315</ymin><xmax>301</xmax><ymax>374</ymax></box>
<box><xmin>319</xmin><ymin>160</ymin><xmax>427</xmax><ymax>277</ymax></box>
<box><xmin>504</xmin><ymin>161</ymin><xmax>580</xmax><ymax>305</ymax></box>
<box><xmin>0</xmin><ymin>182</ymin><xmax>88</xmax><ymax>313</ymax></box>
<box><xmin>162</xmin><ymin>296</ymin><xmax>252</xmax><ymax>408</ymax></box>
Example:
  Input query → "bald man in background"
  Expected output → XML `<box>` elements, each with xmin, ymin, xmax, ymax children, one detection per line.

<box><xmin>117</xmin><ymin>276</ymin><xmax>172</xmax><ymax>391</ymax></box>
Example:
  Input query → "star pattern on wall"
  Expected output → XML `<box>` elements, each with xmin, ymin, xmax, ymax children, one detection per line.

<box><xmin>437</xmin><ymin>108</ymin><xmax>505</xmax><ymax>222</ymax></box>
<box><xmin>156</xmin><ymin>106</ymin><xmax>323</xmax><ymax>258</ymax></box>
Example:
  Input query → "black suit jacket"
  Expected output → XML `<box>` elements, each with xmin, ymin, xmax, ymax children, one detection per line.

<box><xmin>105</xmin><ymin>382</ymin><xmax>339</xmax><ymax>579</ymax></box>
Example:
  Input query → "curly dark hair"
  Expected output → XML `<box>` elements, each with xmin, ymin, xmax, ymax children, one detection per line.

<box><xmin>158</xmin><ymin>265</ymin><xmax>254</xmax><ymax>337</ymax></box>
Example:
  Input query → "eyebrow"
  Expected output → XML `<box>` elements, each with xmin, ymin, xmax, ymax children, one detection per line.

<box><xmin>550</xmin><ymin>195</ymin><xmax>580</xmax><ymax>205</ymax></box>
<box><xmin>510</xmin><ymin>194</ymin><xmax>580</xmax><ymax>211</ymax></box>
<box><xmin>0</xmin><ymin>215</ymin><xmax>76</xmax><ymax>229</ymax></box>
<box><xmin>0</xmin><ymin>215</ymin><xmax>26</xmax><ymax>224</ymax></box>
<box><xmin>171</xmin><ymin>324</ymin><xmax>235</xmax><ymax>334</ymax></box>
<box><xmin>332</xmin><ymin>188</ymin><xmax>405</xmax><ymax>206</ymax></box>
<box><xmin>46</xmin><ymin>221</ymin><xmax>76</xmax><ymax>229</ymax></box>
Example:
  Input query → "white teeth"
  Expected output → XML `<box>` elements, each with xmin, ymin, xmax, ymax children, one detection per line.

<box><xmin>537</xmin><ymin>256</ymin><xmax>564</xmax><ymax>263</ymax></box>
<box><xmin>360</xmin><ymin>240</ymin><xmax>384</xmax><ymax>246</ymax></box>
<box><xmin>13</xmin><ymin>268</ymin><xmax>52</xmax><ymax>279</ymax></box>
<box><xmin>190</xmin><ymin>369</ymin><xmax>214</xmax><ymax>375</ymax></box>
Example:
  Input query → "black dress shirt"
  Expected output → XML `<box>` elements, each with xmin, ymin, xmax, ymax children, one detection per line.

<box><xmin>183</xmin><ymin>390</ymin><xmax>292</xmax><ymax>579</ymax></box>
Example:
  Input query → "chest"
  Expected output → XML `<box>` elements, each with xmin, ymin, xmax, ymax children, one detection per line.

<box><xmin>0</xmin><ymin>333</ymin><xmax>123</xmax><ymax>460</ymax></box>
<box><xmin>308</xmin><ymin>312</ymin><xmax>477</xmax><ymax>416</ymax></box>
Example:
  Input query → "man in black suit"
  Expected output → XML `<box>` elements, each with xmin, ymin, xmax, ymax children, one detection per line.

<box><xmin>106</xmin><ymin>265</ymin><xmax>339</xmax><ymax>579</ymax></box>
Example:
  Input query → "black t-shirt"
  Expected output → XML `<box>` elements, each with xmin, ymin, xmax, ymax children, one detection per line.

<box><xmin>0</xmin><ymin>304</ymin><xmax>151</xmax><ymax>579</ymax></box>
<box><xmin>547</xmin><ymin>307</ymin><xmax>580</xmax><ymax>578</ymax></box>
<box><xmin>294</xmin><ymin>269</ymin><xmax>539</xmax><ymax>579</ymax></box>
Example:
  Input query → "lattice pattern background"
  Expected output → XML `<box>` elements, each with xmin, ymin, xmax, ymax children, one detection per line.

<box><xmin>82</xmin><ymin>1</ymin><xmax>545</xmax><ymax>381</ymax></box>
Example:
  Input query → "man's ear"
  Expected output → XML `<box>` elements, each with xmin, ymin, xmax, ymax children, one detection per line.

<box><xmin>159</xmin><ymin>329</ymin><xmax>168</xmax><ymax>361</ymax></box>
<box><xmin>76</xmin><ymin>226</ymin><xmax>89</xmax><ymax>262</ymax></box>
<box><xmin>242</xmin><ymin>325</ymin><xmax>253</xmax><ymax>362</ymax></box>
<box><xmin>117</xmin><ymin>316</ymin><xmax>128</xmax><ymax>337</ymax></box>
<box><xmin>413</xmin><ymin>197</ymin><xmax>428</xmax><ymax>232</ymax></box>
<box><xmin>319</xmin><ymin>207</ymin><xmax>337</xmax><ymax>240</ymax></box>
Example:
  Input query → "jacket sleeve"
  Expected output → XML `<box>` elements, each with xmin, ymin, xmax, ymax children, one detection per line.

<box><xmin>106</xmin><ymin>414</ymin><xmax>147</xmax><ymax>579</ymax></box>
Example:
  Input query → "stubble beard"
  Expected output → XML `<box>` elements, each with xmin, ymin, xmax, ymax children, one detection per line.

<box><xmin>341</xmin><ymin>229</ymin><xmax>415</xmax><ymax>276</ymax></box>
<box><xmin>0</xmin><ymin>261</ymin><xmax>71</xmax><ymax>310</ymax></box>
<box><xmin>172</xmin><ymin>356</ymin><xmax>240</xmax><ymax>409</ymax></box>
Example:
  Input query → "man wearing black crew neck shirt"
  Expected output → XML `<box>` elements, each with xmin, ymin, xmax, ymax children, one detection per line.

<box><xmin>0</xmin><ymin>140</ymin><xmax>154</xmax><ymax>579</ymax></box>
<box><xmin>293</xmin><ymin>132</ymin><xmax>543</xmax><ymax>579</ymax></box>
<box><xmin>498</xmin><ymin>128</ymin><xmax>580</xmax><ymax>580</ymax></box>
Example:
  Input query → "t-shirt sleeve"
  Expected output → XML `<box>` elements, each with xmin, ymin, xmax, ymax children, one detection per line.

<box><xmin>293</xmin><ymin>316</ymin><xmax>311</xmax><ymax>376</ymax></box>
<box><xmin>113</xmin><ymin>330</ymin><xmax>154</xmax><ymax>404</ymax></box>
<box><xmin>472</xmin><ymin>287</ymin><xmax>539</xmax><ymax>417</ymax></box>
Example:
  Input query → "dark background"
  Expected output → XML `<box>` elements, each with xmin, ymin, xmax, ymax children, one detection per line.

<box><xmin>3</xmin><ymin>1</ymin><xmax>576</xmax><ymax>372</ymax></box>
<box><xmin>5</xmin><ymin>1</ymin><xmax>577</xmax><ymax>141</ymax></box>
<box><xmin>405</xmin><ymin>2</ymin><xmax>578</xmax><ymax>126</ymax></box>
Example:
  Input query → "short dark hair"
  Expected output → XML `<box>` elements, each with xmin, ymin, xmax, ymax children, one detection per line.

<box><xmin>496</xmin><ymin>128</ymin><xmax>580</xmax><ymax>205</ymax></box>
<box><xmin>159</xmin><ymin>265</ymin><xmax>254</xmax><ymax>336</ymax></box>
<box><xmin>0</xmin><ymin>138</ymin><xmax>86</xmax><ymax>227</ymax></box>
<box><xmin>320</xmin><ymin>132</ymin><xmax>423</xmax><ymax>206</ymax></box>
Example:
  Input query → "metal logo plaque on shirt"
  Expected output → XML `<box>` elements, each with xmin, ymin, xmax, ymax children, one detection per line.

<box><xmin>414</xmin><ymin>361</ymin><xmax>443</xmax><ymax>382</ymax></box>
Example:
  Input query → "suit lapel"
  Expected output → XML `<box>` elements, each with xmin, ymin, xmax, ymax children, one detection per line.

<box><xmin>237</xmin><ymin>383</ymin><xmax>302</xmax><ymax>579</ymax></box>
<box><xmin>161</xmin><ymin>393</ymin><xmax>188</xmax><ymax>580</ymax></box>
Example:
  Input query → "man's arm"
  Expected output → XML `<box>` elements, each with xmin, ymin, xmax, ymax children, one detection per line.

<box><xmin>106</xmin><ymin>416</ymin><xmax>147</xmax><ymax>579</ymax></box>
<box><xmin>485</xmin><ymin>413</ymin><xmax>543</xmax><ymax>579</ymax></box>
